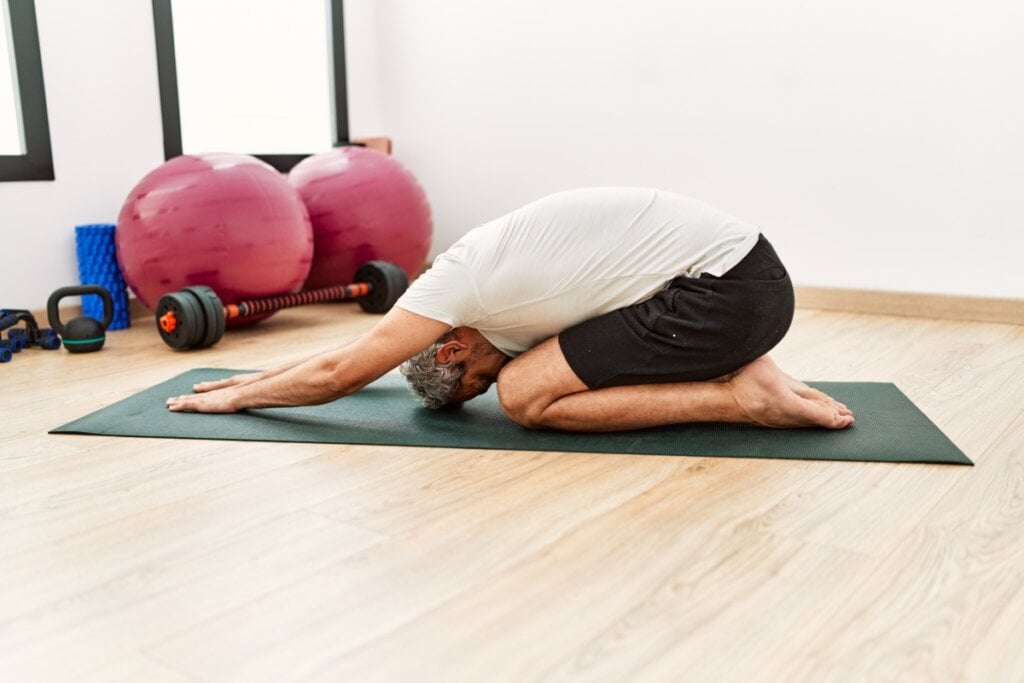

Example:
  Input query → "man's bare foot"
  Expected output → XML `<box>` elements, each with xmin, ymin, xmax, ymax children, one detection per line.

<box><xmin>728</xmin><ymin>356</ymin><xmax>855</xmax><ymax>429</ymax></box>
<box><xmin>778</xmin><ymin>370</ymin><xmax>850</xmax><ymax>415</ymax></box>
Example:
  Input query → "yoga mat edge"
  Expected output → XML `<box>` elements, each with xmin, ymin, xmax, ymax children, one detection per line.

<box><xmin>50</xmin><ymin>368</ymin><xmax>972</xmax><ymax>466</ymax></box>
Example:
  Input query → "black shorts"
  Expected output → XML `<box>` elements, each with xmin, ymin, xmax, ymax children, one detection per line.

<box><xmin>558</xmin><ymin>234</ymin><xmax>795</xmax><ymax>389</ymax></box>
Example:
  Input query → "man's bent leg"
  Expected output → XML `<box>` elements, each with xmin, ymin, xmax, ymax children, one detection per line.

<box><xmin>496</xmin><ymin>337</ymin><xmax>854</xmax><ymax>432</ymax></box>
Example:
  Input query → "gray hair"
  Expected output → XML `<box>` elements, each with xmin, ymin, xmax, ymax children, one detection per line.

<box><xmin>400</xmin><ymin>330</ymin><xmax>465</xmax><ymax>409</ymax></box>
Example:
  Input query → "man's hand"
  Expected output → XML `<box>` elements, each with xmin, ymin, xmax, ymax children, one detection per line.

<box><xmin>168</xmin><ymin>367</ymin><xmax>295</xmax><ymax>412</ymax></box>
<box><xmin>188</xmin><ymin>342</ymin><xmax>364</xmax><ymax>397</ymax></box>
<box><xmin>166</xmin><ymin>387</ymin><xmax>242</xmax><ymax>413</ymax></box>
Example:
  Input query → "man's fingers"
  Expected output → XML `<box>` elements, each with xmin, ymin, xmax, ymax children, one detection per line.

<box><xmin>166</xmin><ymin>395</ymin><xmax>197</xmax><ymax>412</ymax></box>
<box><xmin>166</xmin><ymin>396</ymin><xmax>230</xmax><ymax>413</ymax></box>
<box><xmin>193</xmin><ymin>379</ymin><xmax>240</xmax><ymax>393</ymax></box>
<box><xmin>167</xmin><ymin>386</ymin><xmax>242</xmax><ymax>413</ymax></box>
<box><xmin>193</xmin><ymin>372</ymin><xmax>261</xmax><ymax>393</ymax></box>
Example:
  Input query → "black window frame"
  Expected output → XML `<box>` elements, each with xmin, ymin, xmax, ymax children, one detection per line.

<box><xmin>151</xmin><ymin>0</ymin><xmax>349</xmax><ymax>173</ymax></box>
<box><xmin>0</xmin><ymin>0</ymin><xmax>54</xmax><ymax>182</ymax></box>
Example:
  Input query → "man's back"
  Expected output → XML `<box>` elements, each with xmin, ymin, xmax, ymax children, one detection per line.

<box><xmin>397</xmin><ymin>187</ymin><xmax>760</xmax><ymax>355</ymax></box>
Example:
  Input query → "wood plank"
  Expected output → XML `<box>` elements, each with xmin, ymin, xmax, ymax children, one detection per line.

<box><xmin>78</xmin><ymin>653</ymin><xmax>200</xmax><ymax>683</ymax></box>
<box><xmin>0</xmin><ymin>511</ymin><xmax>386</xmax><ymax>680</ymax></box>
<box><xmin>2</xmin><ymin>303</ymin><xmax>1022</xmax><ymax>681</ymax></box>
<box><xmin>784</xmin><ymin>411</ymin><xmax>1024</xmax><ymax>681</ymax></box>
<box><xmin>144</xmin><ymin>453</ymin><xmax>706</xmax><ymax>681</ymax></box>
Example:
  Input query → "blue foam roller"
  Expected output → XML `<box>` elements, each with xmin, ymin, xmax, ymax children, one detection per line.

<box><xmin>75</xmin><ymin>224</ymin><xmax>131</xmax><ymax>330</ymax></box>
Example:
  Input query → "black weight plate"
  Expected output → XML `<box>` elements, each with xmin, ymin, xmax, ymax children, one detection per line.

<box><xmin>183</xmin><ymin>292</ymin><xmax>207</xmax><ymax>349</ymax></box>
<box><xmin>155</xmin><ymin>291</ymin><xmax>205</xmax><ymax>350</ymax></box>
<box><xmin>155</xmin><ymin>293</ymin><xmax>184</xmax><ymax>349</ymax></box>
<box><xmin>354</xmin><ymin>261</ymin><xmax>409</xmax><ymax>313</ymax></box>
<box><xmin>184</xmin><ymin>286</ymin><xmax>225</xmax><ymax>349</ymax></box>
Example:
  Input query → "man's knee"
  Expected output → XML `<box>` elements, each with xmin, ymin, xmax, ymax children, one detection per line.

<box><xmin>496</xmin><ymin>336</ymin><xmax>588</xmax><ymax>429</ymax></box>
<box><xmin>496</xmin><ymin>363</ymin><xmax>547</xmax><ymax>429</ymax></box>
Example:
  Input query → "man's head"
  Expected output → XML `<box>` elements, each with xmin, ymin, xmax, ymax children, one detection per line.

<box><xmin>401</xmin><ymin>327</ymin><xmax>510</xmax><ymax>409</ymax></box>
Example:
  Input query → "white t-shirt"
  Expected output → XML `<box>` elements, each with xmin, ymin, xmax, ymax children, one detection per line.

<box><xmin>396</xmin><ymin>187</ymin><xmax>760</xmax><ymax>356</ymax></box>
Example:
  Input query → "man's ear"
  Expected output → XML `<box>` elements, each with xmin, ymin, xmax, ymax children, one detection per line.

<box><xmin>435</xmin><ymin>339</ymin><xmax>468</xmax><ymax>364</ymax></box>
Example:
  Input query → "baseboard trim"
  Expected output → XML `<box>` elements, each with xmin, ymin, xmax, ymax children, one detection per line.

<box><xmin>795</xmin><ymin>286</ymin><xmax>1024</xmax><ymax>325</ymax></box>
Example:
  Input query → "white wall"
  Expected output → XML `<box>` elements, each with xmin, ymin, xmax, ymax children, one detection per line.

<box><xmin>3</xmin><ymin>0</ymin><xmax>165</xmax><ymax>310</ymax></box>
<box><xmin>4</xmin><ymin>0</ymin><xmax>1023</xmax><ymax>310</ymax></box>
<box><xmin>359</xmin><ymin>0</ymin><xmax>1024</xmax><ymax>299</ymax></box>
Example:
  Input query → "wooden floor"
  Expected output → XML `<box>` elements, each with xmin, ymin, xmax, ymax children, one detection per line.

<box><xmin>3</xmin><ymin>304</ymin><xmax>1023</xmax><ymax>682</ymax></box>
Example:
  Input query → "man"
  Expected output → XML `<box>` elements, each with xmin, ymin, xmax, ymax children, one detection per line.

<box><xmin>167</xmin><ymin>187</ymin><xmax>854</xmax><ymax>431</ymax></box>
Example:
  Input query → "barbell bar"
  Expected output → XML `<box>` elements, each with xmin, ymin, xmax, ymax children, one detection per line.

<box><xmin>155</xmin><ymin>260</ymin><xmax>408</xmax><ymax>350</ymax></box>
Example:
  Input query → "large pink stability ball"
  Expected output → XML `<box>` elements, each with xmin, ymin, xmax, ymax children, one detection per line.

<box><xmin>116</xmin><ymin>154</ymin><xmax>314</xmax><ymax>322</ymax></box>
<box><xmin>288</xmin><ymin>146</ymin><xmax>432</xmax><ymax>289</ymax></box>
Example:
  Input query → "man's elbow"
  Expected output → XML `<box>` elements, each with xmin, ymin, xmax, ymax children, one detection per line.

<box><xmin>318</xmin><ymin>357</ymin><xmax>368</xmax><ymax>399</ymax></box>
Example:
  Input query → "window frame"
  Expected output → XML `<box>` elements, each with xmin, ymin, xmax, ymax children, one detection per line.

<box><xmin>151</xmin><ymin>0</ymin><xmax>349</xmax><ymax>172</ymax></box>
<box><xmin>0</xmin><ymin>0</ymin><xmax>54</xmax><ymax>182</ymax></box>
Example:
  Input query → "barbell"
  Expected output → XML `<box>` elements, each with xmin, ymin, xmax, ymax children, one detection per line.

<box><xmin>155</xmin><ymin>260</ymin><xmax>408</xmax><ymax>350</ymax></box>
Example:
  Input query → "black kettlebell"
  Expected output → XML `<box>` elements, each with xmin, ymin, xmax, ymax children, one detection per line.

<box><xmin>47</xmin><ymin>285</ymin><xmax>114</xmax><ymax>353</ymax></box>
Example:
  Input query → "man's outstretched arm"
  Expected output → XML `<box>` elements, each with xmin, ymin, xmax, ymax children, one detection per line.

<box><xmin>165</xmin><ymin>308</ymin><xmax>450</xmax><ymax>413</ymax></box>
<box><xmin>186</xmin><ymin>336</ymin><xmax>365</xmax><ymax>395</ymax></box>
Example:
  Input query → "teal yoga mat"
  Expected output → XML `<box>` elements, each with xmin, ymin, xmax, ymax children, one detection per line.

<box><xmin>51</xmin><ymin>369</ymin><xmax>971</xmax><ymax>465</ymax></box>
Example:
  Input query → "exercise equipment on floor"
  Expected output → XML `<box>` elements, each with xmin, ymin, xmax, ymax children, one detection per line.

<box><xmin>0</xmin><ymin>309</ymin><xmax>60</xmax><ymax>362</ymax></box>
<box><xmin>47</xmin><ymin>285</ymin><xmax>115</xmax><ymax>353</ymax></box>
<box><xmin>289</xmin><ymin>146</ymin><xmax>432</xmax><ymax>289</ymax></box>
<box><xmin>75</xmin><ymin>223</ymin><xmax>131</xmax><ymax>330</ymax></box>
<box><xmin>155</xmin><ymin>261</ymin><xmax>408</xmax><ymax>350</ymax></box>
<box><xmin>116</xmin><ymin>154</ymin><xmax>313</xmax><ymax>325</ymax></box>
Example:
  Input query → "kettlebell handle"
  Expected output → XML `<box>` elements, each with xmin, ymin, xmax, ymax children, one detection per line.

<box><xmin>47</xmin><ymin>285</ymin><xmax>114</xmax><ymax>334</ymax></box>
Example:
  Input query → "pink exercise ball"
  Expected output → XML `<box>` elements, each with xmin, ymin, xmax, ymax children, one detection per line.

<box><xmin>116</xmin><ymin>154</ymin><xmax>314</xmax><ymax>322</ymax></box>
<box><xmin>288</xmin><ymin>146</ymin><xmax>432</xmax><ymax>289</ymax></box>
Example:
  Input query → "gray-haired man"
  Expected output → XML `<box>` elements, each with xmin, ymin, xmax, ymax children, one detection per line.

<box><xmin>168</xmin><ymin>187</ymin><xmax>853</xmax><ymax>431</ymax></box>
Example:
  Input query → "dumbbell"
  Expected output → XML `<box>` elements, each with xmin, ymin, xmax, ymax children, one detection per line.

<box><xmin>7</xmin><ymin>327</ymin><xmax>60</xmax><ymax>350</ymax></box>
<box><xmin>155</xmin><ymin>260</ymin><xmax>409</xmax><ymax>350</ymax></box>
<box><xmin>0</xmin><ymin>309</ymin><xmax>59</xmax><ymax>358</ymax></box>
<box><xmin>5</xmin><ymin>330</ymin><xmax>28</xmax><ymax>352</ymax></box>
